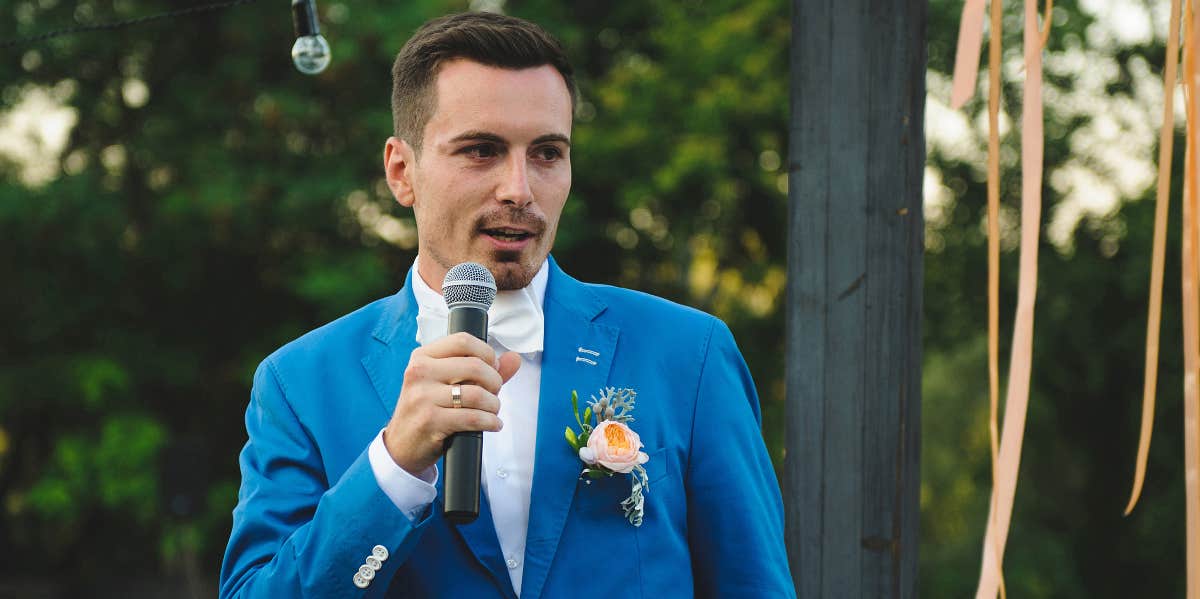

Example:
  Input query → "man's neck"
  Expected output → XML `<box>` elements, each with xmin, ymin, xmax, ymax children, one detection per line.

<box><xmin>414</xmin><ymin>255</ymin><xmax>448</xmax><ymax>294</ymax></box>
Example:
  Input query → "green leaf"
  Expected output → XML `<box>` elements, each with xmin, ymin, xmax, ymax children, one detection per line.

<box><xmin>565</xmin><ymin>427</ymin><xmax>579</xmax><ymax>451</ymax></box>
<box><xmin>578</xmin><ymin>431</ymin><xmax>591</xmax><ymax>447</ymax></box>
<box><xmin>582</xmin><ymin>406</ymin><xmax>592</xmax><ymax>426</ymax></box>
<box><xmin>572</xmin><ymin>390</ymin><xmax>585</xmax><ymax>430</ymax></box>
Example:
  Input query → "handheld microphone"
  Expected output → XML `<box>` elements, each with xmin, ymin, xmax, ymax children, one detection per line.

<box><xmin>441</xmin><ymin>262</ymin><xmax>497</xmax><ymax>524</ymax></box>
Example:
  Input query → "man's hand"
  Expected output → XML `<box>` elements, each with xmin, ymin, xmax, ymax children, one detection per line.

<box><xmin>383</xmin><ymin>332</ymin><xmax>522</xmax><ymax>475</ymax></box>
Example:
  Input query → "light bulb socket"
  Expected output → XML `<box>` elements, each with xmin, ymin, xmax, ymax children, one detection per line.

<box><xmin>292</xmin><ymin>0</ymin><xmax>320</xmax><ymax>37</ymax></box>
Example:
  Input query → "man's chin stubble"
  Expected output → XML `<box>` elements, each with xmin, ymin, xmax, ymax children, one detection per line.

<box><xmin>492</xmin><ymin>260</ymin><xmax>536</xmax><ymax>291</ymax></box>
<box><xmin>425</xmin><ymin>242</ymin><xmax>542</xmax><ymax>290</ymax></box>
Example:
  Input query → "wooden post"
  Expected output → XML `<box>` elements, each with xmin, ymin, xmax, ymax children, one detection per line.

<box><xmin>784</xmin><ymin>0</ymin><xmax>926</xmax><ymax>597</ymax></box>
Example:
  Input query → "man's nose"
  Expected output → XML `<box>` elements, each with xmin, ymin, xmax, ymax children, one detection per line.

<box><xmin>497</xmin><ymin>153</ymin><xmax>533</xmax><ymax>207</ymax></box>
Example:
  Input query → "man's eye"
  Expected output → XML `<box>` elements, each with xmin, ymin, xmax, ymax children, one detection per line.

<box><xmin>462</xmin><ymin>144</ymin><xmax>498</xmax><ymax>159</ymax></box>
<box><xmin>534</xmin><ymin>146</ymin><xmax>563</xmax><ymax>161</ymax></box>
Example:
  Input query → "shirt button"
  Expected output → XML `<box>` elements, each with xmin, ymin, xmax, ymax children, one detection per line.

<box><xmin>353</xmin><ymin>574</ymin><xmax>370</xmax><ymax>589</ymax></box>
<box><xmin>496</xmin><ymin>467</ymin><xmax>508</xmax><ymax>479</ymax></box>
<box><xmin>372</xmin><ymin>545</ymin><xmax>389</xmax><ymax>561</ymax></box>
<box><xmin>506</xmin><ymin>557</ymin><xmax>519</xmax><ymax>569</ymax></box>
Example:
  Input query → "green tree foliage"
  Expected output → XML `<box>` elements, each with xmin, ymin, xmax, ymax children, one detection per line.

<box><xmin>0</xmin><ymin>0</ymin><xmax>1188</xmax><ymax>595</ymax></box>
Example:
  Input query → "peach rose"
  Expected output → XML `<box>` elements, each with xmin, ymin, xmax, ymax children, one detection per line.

<box><xmin>578</xmin><ymin>420</ymin><xmax>650</xmax><ymax>474</ymax></box>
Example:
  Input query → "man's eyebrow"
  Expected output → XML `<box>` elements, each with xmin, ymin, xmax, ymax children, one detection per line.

<box><xmin>446</xmin><ymin>130</ymin><xmax>507</xmax><ymax>145</ymax></box>
<box><xmin>532</xmin><ymin>133</ymin><xmax>571</xmax><ymax>146</ymax></box>
<box><xmin>444</xmin><ymin>131</ymin><xmax>572</xmax><ymax>147</ymax></box>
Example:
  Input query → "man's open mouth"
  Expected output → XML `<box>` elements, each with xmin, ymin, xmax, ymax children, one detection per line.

<box><xmin>481</xmin><ymin>227</ymin><xmax>534</xmax><ymax>241</ymax></box>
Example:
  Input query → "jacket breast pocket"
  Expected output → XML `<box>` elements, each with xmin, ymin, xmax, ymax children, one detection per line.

<box><xmin>562</xmin><ymin>447</ymin><xmax>688</xmax><ymax>597</ymax></box>
<box><xmin>571</xmin><ymin>447</ymin><xmax>668</xmax><ymax>522</ymax></box>
<box><xmin>643</xmin><ymin>447</ymin><xmax>669</xmax><ymax>485</ymax></box>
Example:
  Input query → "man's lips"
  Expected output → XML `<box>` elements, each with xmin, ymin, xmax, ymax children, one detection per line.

<box><xmin>478</xmin><ymin>226</ymin><xmax>539</xmax><ymax>251</ymax></box>
<box><xmin>479</xmin><ymin>226</ymin><xmax>536</xmax><ymax>241</ymax></box>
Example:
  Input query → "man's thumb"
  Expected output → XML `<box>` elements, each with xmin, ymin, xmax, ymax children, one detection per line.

<box><xmin>498</xmin><ymin>351</ymin><xmax>521</xmax><ymax>383</ymax></box>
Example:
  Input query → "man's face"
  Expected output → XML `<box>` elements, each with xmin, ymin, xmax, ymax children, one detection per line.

<box><xmin>385</xmin><ymin>59</ymin><xmax>573</xmax><ymax>291</ymax></box>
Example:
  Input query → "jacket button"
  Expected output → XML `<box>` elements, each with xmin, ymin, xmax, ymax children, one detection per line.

<box><xmin>353</xmin><ymin>573</ymin><xmax>369</xmax><ymax>589</ymax></box>
<box><xmin>358</xmin><ymin>564</ymin><xmax>376</xmax><ymax>581</ymax></box>
<box><xmin>366</xmin><ymin>556</ymin><xmax>383</xmax><ymax>571</ymax></box>
<box><xmin>372</xmin><ymin>545</ymin><xmax>389</xmax><ymax>561</ymax></box>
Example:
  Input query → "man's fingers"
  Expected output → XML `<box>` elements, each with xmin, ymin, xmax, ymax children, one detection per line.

<box><xmin>406</xmin><ymin>354</ymin><xmax>503</xmax><ymax>394</ymax></box>
<box><xmin>389</xmin><ymin>334</ymin><xmax>516</xmax><ymax>468</ymax></box>
<box><xmin>497</xmin><ymin>351</ymin><xmax>521</xmax><ymax>383</ymax></box>
<box><xmin>441</xmin><ymin>384</ymin><xmax>501</xmax><ymax>414</ymax></box>
<box><xmin>420</xmin><ymin>331</ymin><xmax>497</xmax><ymax>364</ymax></box>
<box><xmin>440</xmin><ymin>356</ymin><xmax>504</xmax><ymax>394</ymax></box>
<box><xmin>437</xmin><ymin>407</ymin><xmax>503</xmax><ymax>433</ymax></box>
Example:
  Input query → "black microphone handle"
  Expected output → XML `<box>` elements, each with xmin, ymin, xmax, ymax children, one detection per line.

<box><xmin>442</xmin><ymin>306</ymin><xmax>488</xmax><ymax>524</ymax></box>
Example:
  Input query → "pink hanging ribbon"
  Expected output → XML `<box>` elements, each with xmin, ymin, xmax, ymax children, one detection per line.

<box><xmin>1124</xmin><ymin>0</ymin><xmax>1181</xmax><ymax>519</ymax></box>
<box><xmin>973</xmin><ymin>2</ymin><xmax>1044</xmax><ymax>597</ymax></box>
<box><xmin>950</xmin><ymin>0</ymin><xmax>988</xmax><ymax>109</ymax></box>
<box><xmin>950</xmin><ymin>1</ymin><xmax>1049</xmax><ymax>597</ymax></box>
<box><xmin>1182</xmin><ymin>5</ymin><xmax>1200</xmax><ymax>594</ymax></box>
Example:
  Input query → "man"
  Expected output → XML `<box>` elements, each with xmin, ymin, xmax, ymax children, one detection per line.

<box><xmin>220</xmin><ymin>11</ymin><xmax>793</xmax><ymax>598</ymax></box>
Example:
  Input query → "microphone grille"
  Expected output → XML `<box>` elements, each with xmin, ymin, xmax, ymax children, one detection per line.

<box><xmin>442</xmin><ymin>262</ymin><xmax>497</xmax><ymax>308</ymax></box>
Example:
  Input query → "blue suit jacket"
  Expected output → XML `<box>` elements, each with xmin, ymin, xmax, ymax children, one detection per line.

<box><xmin>220</xmin><ymin>258</ymin><xmax>794</xmax><ymax>598</ymax></box>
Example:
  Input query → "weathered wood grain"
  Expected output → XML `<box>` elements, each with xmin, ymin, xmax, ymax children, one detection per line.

<box><xmin>785</xmin><ymin>1</ymin><xmax>926</xmax><ymax>596</ymax></box>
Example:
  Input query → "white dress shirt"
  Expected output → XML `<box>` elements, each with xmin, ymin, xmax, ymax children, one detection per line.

<box><xmin>367</xmin><ymin>259</ymin><xmax>548</xmax><ymax>597</ymax></box>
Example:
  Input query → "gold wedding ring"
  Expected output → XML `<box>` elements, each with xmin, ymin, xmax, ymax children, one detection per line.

<box><xmin>450</xmin><ymin>384</ymin><xmax>463</xmax><ymax>408</ymax></box>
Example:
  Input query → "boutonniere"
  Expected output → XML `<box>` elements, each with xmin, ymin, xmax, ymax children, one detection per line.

<box><xmin>564</xmin><ymin>387</ymin><xmax>650</xmax><ymax>526</ymax></box>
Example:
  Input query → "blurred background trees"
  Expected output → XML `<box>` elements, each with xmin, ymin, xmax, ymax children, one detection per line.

<box><xmin>0</xmin><ymin>0</ymin><xmax>1189</xmax><ymax>596</ymax></box>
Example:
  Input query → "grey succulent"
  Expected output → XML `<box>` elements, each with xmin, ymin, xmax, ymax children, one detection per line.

<box><xmin>588</xmin><ymin>387</ymin><xmax>637</xmax><ymax>423</ymax></box>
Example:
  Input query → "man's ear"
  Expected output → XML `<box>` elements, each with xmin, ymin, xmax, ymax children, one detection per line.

<box><xmin>383</xmin><ymin>137</ymin><xmax>417</xmax><ymax>207</ymax></box>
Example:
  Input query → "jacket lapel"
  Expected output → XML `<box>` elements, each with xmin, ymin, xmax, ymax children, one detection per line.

<box><xmin>521</xmin><ymin>260</ymin><xmax>618</xmax><ymax>599</ymax></box>
<box><xmin>360</xmin><ymin>267</ymin><xmax>515</xmax><ymax>598</ymax></box>
<box><xmin>361</xmin><ymin>269</ymin><xmax>419</xmax><ymax>418</ymax></box>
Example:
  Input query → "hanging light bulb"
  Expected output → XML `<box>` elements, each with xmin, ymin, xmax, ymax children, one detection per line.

<box><xmin>291</xmin><ymin>0</ymin><xmax>330</xmax><ymax>75</ymax></box>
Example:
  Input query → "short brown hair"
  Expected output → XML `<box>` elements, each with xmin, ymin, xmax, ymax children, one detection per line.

<box><xmin>390</xmin><ymin>12</ymin><xmax>577</xmax><ymax>153</ymax></box>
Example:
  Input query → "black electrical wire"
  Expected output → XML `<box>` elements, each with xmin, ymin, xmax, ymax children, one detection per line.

<box><xmin>1</xmin><ymin>0</ymin><xmax>264</xmax><ymax>50</ymax></box>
